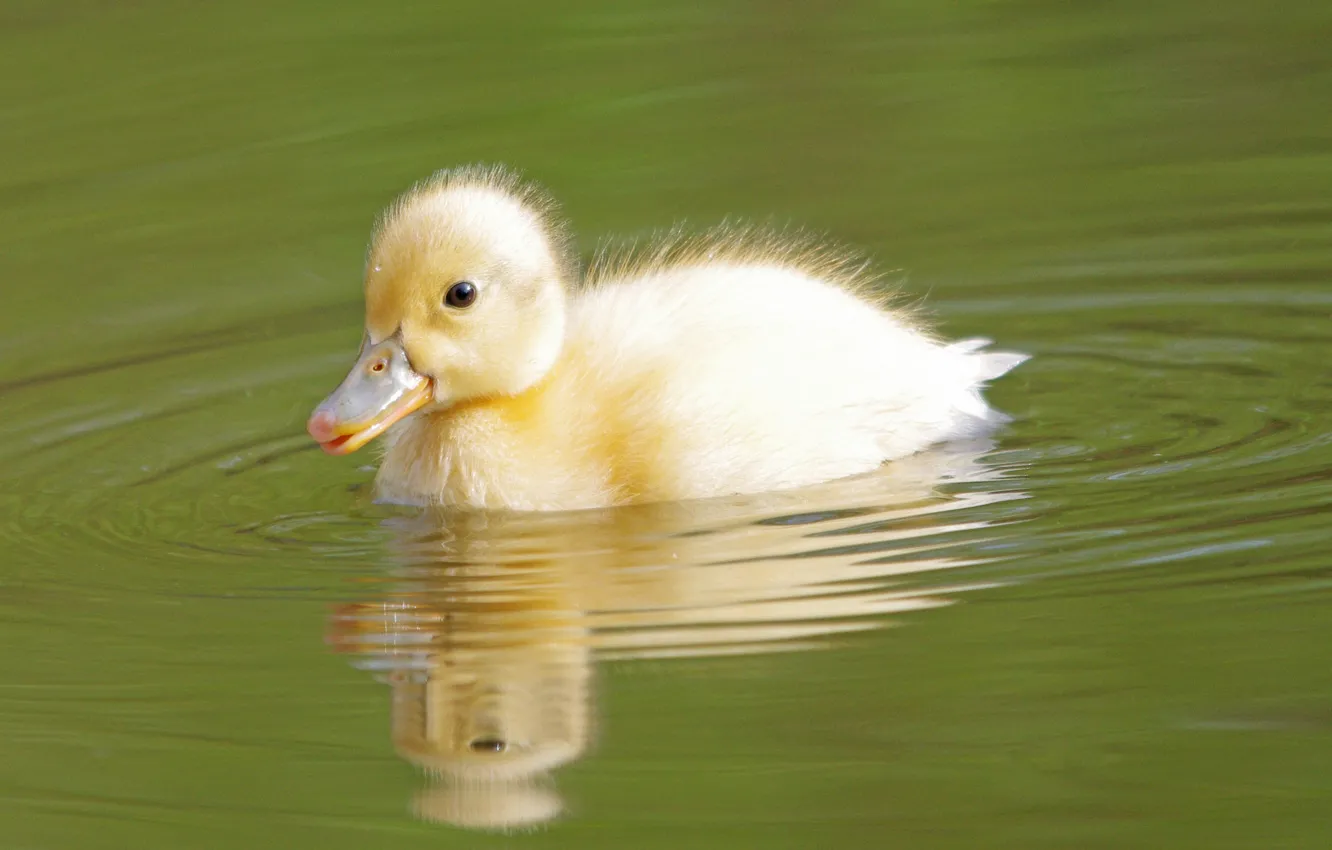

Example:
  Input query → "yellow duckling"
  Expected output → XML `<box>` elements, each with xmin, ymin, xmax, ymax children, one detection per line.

<box><xmin>307</xmin><ymin>165</ymin><xmax>1026</xmax><ymax>510</ymax></box>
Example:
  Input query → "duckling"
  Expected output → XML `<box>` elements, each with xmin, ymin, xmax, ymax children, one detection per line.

<box><xmin>307</xmin><ymin>164</ymin><xmax>1027</xmax><ymax>510</ymax></box>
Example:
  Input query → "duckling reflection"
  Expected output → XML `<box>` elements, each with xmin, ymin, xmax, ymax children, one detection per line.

<box><xmin>328</xmin><ymin>441</ymin><xmax>1021</xmax><ymax>830</ymax></box>
<box><xmin>330</xmin><ymin>537</ymin><xmax>593</xmax><ymax>830</ymax></box>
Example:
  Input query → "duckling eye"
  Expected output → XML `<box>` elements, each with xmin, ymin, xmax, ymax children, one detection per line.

<box><xmin>469</xmin><ymin>738</ymin><xmax>507</xmax><ymax>754</ymax></box>
<box><xmin>445</xmin><ymin>281</ymin><xmax>477</xmax><ymax>309</ymax></box>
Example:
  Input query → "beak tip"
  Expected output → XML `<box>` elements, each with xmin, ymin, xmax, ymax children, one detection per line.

<box><xmin>307</xmin><ymin>409</ymin><xmax>338</xmax><ymax>443</ymax></box>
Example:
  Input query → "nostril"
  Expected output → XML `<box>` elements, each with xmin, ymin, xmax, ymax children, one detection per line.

<box><xmin>307</xmin><ymin>409</ymin><xmax>337</xmax><ymax>442</ymax></box>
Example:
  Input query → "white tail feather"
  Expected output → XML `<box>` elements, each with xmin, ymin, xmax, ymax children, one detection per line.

<box><xmin>950</xmin><ymin>337</ymin><xmax>1030</xmax><ymax>383</ymax></box>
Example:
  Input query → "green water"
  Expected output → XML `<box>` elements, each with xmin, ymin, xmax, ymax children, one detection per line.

<box><xmin>3</xmin><ymin>1</ymin><xmax>1332</xmax><ymax>847</ymax></box>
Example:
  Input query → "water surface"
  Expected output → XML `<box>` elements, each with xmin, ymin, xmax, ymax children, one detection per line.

<box><xmin>2</xmin><ymin>1</ymin><xmax>1331</xmax><ymax>847</ymax></box>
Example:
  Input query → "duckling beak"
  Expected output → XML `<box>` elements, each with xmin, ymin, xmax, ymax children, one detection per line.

<box><xmin>307</xmin><ymin>336</ymin><xmax>433</xmax><ymax>455</ymax></box>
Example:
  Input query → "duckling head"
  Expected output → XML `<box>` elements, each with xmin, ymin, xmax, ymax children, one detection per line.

<box><xmin>308</xmin><ymin>165</ymin><xmax>576</xmax><ymax>454</ymax></box>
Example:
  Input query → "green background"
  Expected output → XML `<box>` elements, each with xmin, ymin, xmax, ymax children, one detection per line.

<box><xmin>2</xmin><ymin>1</ymin><xmax>1331</xmax><ymax>847</ymax></box>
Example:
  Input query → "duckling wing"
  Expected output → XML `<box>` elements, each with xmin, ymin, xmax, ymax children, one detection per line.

<box><xmin>565</xmin><ymin>264</ymin><xmax>1025</xmax><ymax>498</ymax></box>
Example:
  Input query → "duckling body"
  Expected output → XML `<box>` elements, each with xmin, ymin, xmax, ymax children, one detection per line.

<box><xmin>308</xmin><ymin>166</ymin><xmax>1026</xmax><ymax>510</ymax></box>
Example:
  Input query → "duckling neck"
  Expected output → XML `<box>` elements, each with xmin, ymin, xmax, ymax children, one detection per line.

<box><xmin>374</xmin><ymin>353</ymin><xmax>587</xmax><ymax>509</ymax></box>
